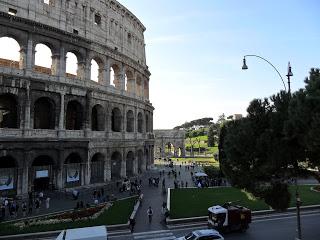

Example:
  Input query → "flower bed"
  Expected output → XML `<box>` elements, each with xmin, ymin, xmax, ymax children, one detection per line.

<box><xmin>13</xmin><ymin>203</ymin><xmax>112</xmax><ymax>229</ymax></box>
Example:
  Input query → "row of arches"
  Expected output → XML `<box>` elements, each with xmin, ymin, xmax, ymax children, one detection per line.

<box><xmin>0</xmin><ymin>149</ymin><xmax>149</xmax><ymax>193</ymax></box>
<box><xmin>0</xmin><ymin>93</ymin><xmax>152</xmax><ymax>132</ymax></box>
<box><xmin>0</xmin><ymin>37</ymin><xmax>149</xmax><ymax>98</ymax></box>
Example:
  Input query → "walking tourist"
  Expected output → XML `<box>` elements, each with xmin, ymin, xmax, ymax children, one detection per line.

<box><xmin>147</xmin><ymin>206</ymin><xmax>153</xmax><ymax>223</ymax></box>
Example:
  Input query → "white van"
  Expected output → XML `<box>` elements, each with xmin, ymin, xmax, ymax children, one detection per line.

<box><xmin>56</xmin><ymin>226</ymin><xmax>107</xmax><ymax>240</ymax></box>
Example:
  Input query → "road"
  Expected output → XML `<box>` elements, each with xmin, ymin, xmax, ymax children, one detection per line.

<box><xmin>107</xmin><ymin>211</ymin><xmax>320</xmax><ymax>240</ymax></box>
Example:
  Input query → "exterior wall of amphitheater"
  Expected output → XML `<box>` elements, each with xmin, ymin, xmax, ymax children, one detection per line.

<box><xmin>0</xmin><ymin>0</ymin><xmax>154</xmax><ymax>197</ymax></box>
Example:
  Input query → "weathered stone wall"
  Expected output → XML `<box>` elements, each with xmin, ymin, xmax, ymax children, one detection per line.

<box><xmin>0</xmin><ymin>0</ymin><xmax>154</xmax><ymax>197</ymax></box>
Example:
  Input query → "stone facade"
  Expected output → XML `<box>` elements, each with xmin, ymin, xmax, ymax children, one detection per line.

<box><xmin>154</xmin><ymin>130</ymin><xmax>185</xmax><ymax>158</ymax></box>
<box><xmin>0</xmin><ymin>0</ymin><xmax>154</xmax><ymax>197</ymax></box>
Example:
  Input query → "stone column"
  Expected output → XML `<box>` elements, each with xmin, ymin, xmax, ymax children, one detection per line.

<box><xmin>23</xmin><ymin>82</ymin><xmax>31</xmax><ymax>131</ymax></box>
<box><xmin>56</xmin><ymin>149</ymin><xmax>64</xmax><ymax>189</ymax></box>
<box><xmin>25</xmin><ymin>35</ymin><xmax>34</xmax><ymax>76</ymax></box>
<box><xmin>120</xmin><ymin>149</ymin><xmax>126</xmax><ymax>178</ymax></box>
<box><xmin>77</xmin><ymin>61</ymin><xmax>86</xmax><ymax>80</ymax></box>
<box><xmin>51</xmin><ymin>53</ymin><xmax>60</xmax><ymax>76</ymax></box>
<box><xmin>20</xmin><ymin>151</ymin><xmax>32</xmax><ymax>196</ymax></box>
<box><xmin>104</xmin><ymin>57</ymin><xmax>111</xmax><ymax>86</ymax></box>
<box><xmin>58</xmin><ymin>92</ymin><xmax>65</xmax><ymax>137</ymax></box>
<box><xmin>19</xmin><ymin>46</ymin><xmax>27</xmax><ymax>70</ymax></box>
<box><xmin>85</xmin><ymin>154</ymin><xmax>90</xmax><ymax>185</ymax></box>
<box><xmin>133</xmin><ymin>149</ymin><xmax>138</xmax><ymax>175</ymax></box>
<box><xmin>58</xmin><ymin>45</ymin><xmax>66</xmax><ymax>78</ymax></box>
<box><xmin>84</xmin><ymin>91</ymin><xmax>92</xmax><ymax>137</ymax></box>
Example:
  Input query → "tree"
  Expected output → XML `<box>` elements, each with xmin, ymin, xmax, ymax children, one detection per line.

<box><xmin>207</xmin><ymin>125</ymin><xmax>215</xmax><ymax>147</ymax></box>
<box><xmin>195</xmin><ymin>136</ymin><xmax>201</xmax><ymax>155</ymax></box>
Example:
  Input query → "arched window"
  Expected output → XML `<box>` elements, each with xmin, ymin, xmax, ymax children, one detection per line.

<box><xmin>91</xmin><ymin>104</ymin><xmax>105</xmax><ymax>131</ymax></box>
<box><xmin>110</xmin><ymin>64</ymin><xmax>120</xmax><ymax>88</ymax></box>
<box><xmin>32</xmin><ymin>155</ymin><xmax>54</xmax><ymax>191</ymax></box>
<box><xmin>66</xmin><ymin>100</ymin><xmax>83</xmax><ymax>130</ymax></box>
<box><xmin>34</xmin><ymin>97</ymin><xmax>55</xmax><ymax>129</ymax></box>
<box><xmin>91</xmin><ymin>59</ymin><xmax>99</xmax><ymax>82</ymax></box>
<box><xmin>91</xmin><ymin>153</ymin><xmax>104</xmax><ymax>183</ymax></box>
<box><xmin>34</xmin><ymin>43</ymin><xmax>52</xmax><ymax>74</ymax></box>
<box><xmin>137</xmin><ymin>149</ymin><xmax>143</xmax><ymax>173</ymax></box>
<box><xmin>0</xmin><ymin>94</ymin><xmax>18</xmax><ymax>128</ymax></box>
<box><xmin>66</xmin><ymin>52</ymin><xmax>78</xmax><ymax>78</ymax></box>
<box><xmin>111</xmin><ymin>107</ymin><xmax>122</xmax><ymax>132</ymax></box>
<box><xmin>126</xmin><ymin>151</ymin><xmax>134</xmax><ymax>177</ymax></box>
<box><xmin>137</xmin><ymin>112</ymin><xmax>143</xmax><ymax>133</ymax></box>
<box><xmin>125</xmin><ymin>70</ymin><xmax>134</xmax><ymax>93</ymax></box>
<box><xmin>111</xmin><ymin>151</ymin><xmax>122</xmax><ymax>180</ymax></box>
<box><xmin>0</xmin><ymin>37</ymin><xmax>20</xmax><ymax>69</ymax></box>
<box><xmin>126</xmin><ymin>110</ymin><xmax>134</xmax><ymax>132</ymax></box>
<box><xmin>136</xmin><ymin>76</ymin><xmax>142</xmax><ymax>97</ymax></box>
<box><xmin>65</xmin><ymin>153</ymin><xmax>82</xmax><ymax>186</ymax></box>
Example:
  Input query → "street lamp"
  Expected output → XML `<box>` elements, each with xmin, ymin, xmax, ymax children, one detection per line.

<box><xmin>242</xmin><ymin>55</ymin><xmax>293</xmax><ymax>93</ymax></box>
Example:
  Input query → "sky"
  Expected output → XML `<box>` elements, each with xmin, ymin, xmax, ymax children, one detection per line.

<box><xmin>1</xmin><ymin>1</ymin><xmax>320</xmax><ymax>129</ymax></box>
<box><xmin>120</xmin><ymin>0</ymin><xmax>320</xmax><ymax>129</ymax></box>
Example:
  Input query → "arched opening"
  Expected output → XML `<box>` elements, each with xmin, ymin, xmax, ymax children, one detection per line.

<box><xmin>0</xmin><ymin>94</ymin><xmax>18</xmax><ymax>128</ymax></box>
<box><xmin>137</xmin><ymin>149</ymin><xmax>143</xmax><ymax>173</ymax></box>
<box><xmin>34</xmin><ymin>97</ymin><xmax>55</xmax><ymax>129</ymax></box>
<box><xmin>91</xmin><ymin>104</ymin><xmax>105</xmax><ymax>131</ymax></box>
<box><xmin>137</xmin><ymin>112</ymin><xmax>143</xmax><ymax>133</ymax></box>
<box><xmin>126</xmin><ymin>151</ymin><xmax>134</xmax><ymax>177</ymax></box>
<box><xmin>66</xmin><ymin>100</ymin><xmax>83</xmax><ymax>130</ymax></box>
<box><xmin>110</xmin><ymin>64</ymin><xmax>120</xmax><ymax>88</ymax></box>
<box><xmin>111</xmin><ymin>107</ymin><xmax>122</xmax><ymax>132</ymax></box>
<box><xmin>34</xmin><ymin>43</ymin><xmax>52</xmax><ymax>75</ymax></box>
<box><xmin>165</xmin><ymin>143</ymin><xmax>174</xmax><ymax>156</ymax></box>
<box><xmin>90</xmin><ymin>153</ymin><xmax>104</xmax><ymax>183</ymax></box>
<box><xmin>91</xmin><ymin>59</ymin><xmax>99</xmax><ymax>82</ymax></box>
<box><xmin>125</xmin><ymin>70</ymin><xmax>134</xmax><ymax>93</ymax></box>
<box><xmin>66</xmin><ymin>52</ymin><xmax>78</xmax><ymax>78</ymax></box>
<box><xmin>111</xmin><ymin>151</ymin><xmax>122</xmax><ymax>180</ymax></box>
<box><xmin>145</xmin><ymin>114</ymin><xmax>149</xmax><ymax>133</ymax></box>
<box><xmin>0</xmin><ymin>156</ymin><xmax>17</xmax><ymax>192</ymax></box>
<box><xmin>65</xmin><ymin>153</ymin><xmax>82</xmax><ymax>187</ymax></box>
<box><xmin>136</xmin><ymin>76</ymin><xmax>142</xmax><ymax>97</ymax></box>
<box><xmin>32</xmin><ymin>155</ymin><xmax>54</xmax><ymax>191</ymax></box>
<box><xmin>124</xmin><ymin>74</ymin><xmax>128</xmax><ymax>91</ymax></box>
<box><xmin>0</xmin><ymin>37</ymin><xmax>21</xmax><ymax>69</ymax></box>
<box><xmin>126</xmin><ymin>110</ymin><xmax>134</xmax><ymax>132</ymax></box>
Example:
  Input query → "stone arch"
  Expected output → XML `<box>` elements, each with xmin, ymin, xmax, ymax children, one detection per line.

<box><xmin>0</xmin><ymin>93</ymin><xmax>19</xmax><ymax>128</ymax></box>
<box><xmin>165</xmin><ymin>142</ymin><xmax>174</xmax><ymax>156</ymax></box>
<box><xmin>31</xmin><ymin>155</ymin><xmax>55</xmax><ymax>191</ymax></box>
<box><xmin>33</xmin><ymin>97</ymin><xmax>55</xmax><ymax>129</ymax></box>
<box><xmin>0</xmin><ymin>37</ymin><xmax>21</xmax><ymax>69</ymax></box>
<box><xmin>125</xmin><ymin>68</ymin><xmax>134</xmax><ymax>93</ymax></box>
<box><xmin>110</xmin><ymin>63</ymin><xmax>121</xmax><ymax>88</ymax></box>
<box><xmin>64</xmin><ymin>46</ymin><xmax>86</xmax><ymax>79</ymax></box>
<box><xmin>91</xmin><ymin>104</ymin><xmax>105</xmax><ymax>131</ymax></box>
<box><xmin>137</xmin><ymin>149</ymin><xmax>143</xmax><ymax>173</ymax></box>
<box><xmin>90</xmin><ymin>56</ymin><xmax>104</xmax><ymax>83</ymax></box>
<box><xmin>126</xmin><ymin>151</ymin><xmax>134</xmax><ymax>177</ymax></box>
<box><xmin>111</xmin><ymin>151</ymin><xmax>122</xmax><ymax>180</ymax></box>
<box><xmin>65</xmin><ymin>51</ymin><xmax>78</xmax><ymax>78</ymax></box>
<box><xmin>137</xmin><ymin>112</ymin><xmax>143</xmax><ymax>133</ymax></box>
<box><xmin>66</xmin><ymin>100</ymin><xmax>83</xmax><ymax>130</ymax></box>
<box><xmin>136</xmin><ymin>75</ymin><xmax>142</xmax><ymax>97</ymax></box>
<box><xmin>0</xmin><ymin>156</ymin><xmax>17</xmax><ymax>192</ymax></box>
<box><xmin>90</xmin><ymin>153</ymin><xmax>105</xmax><ymax>183</ymax></box>
<box><xmin>126</xmin><ymin>110</ymin><xmax>134</xmax><ymax>132</ymax></box>
<box><xmin>34</xmin><ymin>43</ymin><xmax>53</xmax><ymax>75</ymax></box>
<box><xmin>64</xmin><ymin>153</ymin><xmax>82</xmax><ymax>187</ymax></box>
<box><xmin>111</xmin><ymin>107</ymin><xmax>122</xmax><ymax>132</ymax></box>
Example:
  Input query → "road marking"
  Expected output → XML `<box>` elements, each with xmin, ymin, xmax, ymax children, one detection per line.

<box><xmin>254</xmin><ymin>212</ymin><xmax>320</xmax><ymax>223</ymax></box>
<box><xmin>133</xmin><ymin>230</ymin><xmax>176</xmax><ymax>240</ymax></box>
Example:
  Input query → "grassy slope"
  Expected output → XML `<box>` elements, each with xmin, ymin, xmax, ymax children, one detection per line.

<box><xmin>170</xmin><ymin>185</ymin><xmax>320</xmax><ymax>219</ymax></box>
<box><xmin>0</xmin><ymin>197</ymin><xmax>137</xmax><ymax>236</ymax></box>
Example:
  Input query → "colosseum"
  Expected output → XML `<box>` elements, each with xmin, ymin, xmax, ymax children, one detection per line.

<box><xmin>0</xmin><ymin>0</ymin><xmax>154</xmax><ymax>198</ymax></box>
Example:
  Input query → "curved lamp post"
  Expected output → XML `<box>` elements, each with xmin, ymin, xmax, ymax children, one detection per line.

<box><xmin>242</xmin><ymin>55</ymin><xmax>293</xmax><ymax>93</ymax></box>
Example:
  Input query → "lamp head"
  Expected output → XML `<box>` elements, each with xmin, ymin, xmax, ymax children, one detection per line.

<box><xmin>242</xmin><ymin>57</ymin><xmax>248</xmax><ymax>70</ymax></box>
<box><xmin>287</xmin><ymin>62</ymin><xmax>293</xmax><ymax>77</ymax></box>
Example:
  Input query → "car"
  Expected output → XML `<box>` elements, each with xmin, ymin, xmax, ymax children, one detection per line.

<box><xmin>176</xmin><ymin>229</ymin><xmax>224</xmax><ymax>240</ymax></box>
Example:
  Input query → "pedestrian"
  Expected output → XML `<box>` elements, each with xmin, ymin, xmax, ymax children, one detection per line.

<box><xmin>45</xmin><ymin>197</ymin><xmax>50</xmax><ymax>209</ymax></box>
<box><xmin>147</xmin><ymin>206</ymin><xmax>153</xmax><ymax>223</ymax></box>
<box><xmin>35</xmin><ymin>198</ymin><xmax>40</xmax><ymax>214</ymax></box>
<box><xmin>129</xmin><ymin>217</ymin><xmax>136</xmax><ymax>232</ymax></box>
<box><xmin>22</xmin><ymin>202</ymin><xmax>27</xmax><ymax>217</ymax></box>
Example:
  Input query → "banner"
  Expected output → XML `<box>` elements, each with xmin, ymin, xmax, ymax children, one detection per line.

<box><xmin>0</xmin><ymin>168</ymin><xmax>14</xmax><ymax>191</ymax></box>
<box><xmin>66</xmin><ymin>164</ymin><xmax>80</xmax><ymax>182</ymax></box>
<box><xmin>36</xmin><ymin>169</ymin><xmax>49</xmax><ymax>179</ymax></box>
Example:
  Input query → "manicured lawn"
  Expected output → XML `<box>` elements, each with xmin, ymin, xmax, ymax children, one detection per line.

<box><xmin>0</xmin><ymin>197</ymin><xmax>137</xmax><ymax>236</ymax></box>
<box><xmin>173</xmin><ymin>157</ymin><xmax>219</xmax><ymax>167</ymax></box>
<box><xmin>170</xmin><ymin>185</ymin><xmax>320</xmax><ymax>219</ymax></box>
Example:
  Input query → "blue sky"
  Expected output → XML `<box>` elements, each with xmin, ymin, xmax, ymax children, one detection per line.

<box><xmin>121</xmin><ymin>0</ymin><xmax>320</xmax><ymax>129</ymax></box>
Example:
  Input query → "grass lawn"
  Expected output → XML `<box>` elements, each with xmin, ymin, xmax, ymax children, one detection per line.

<box><xmin>0</xmin><ymin>197</ymin><xmax>137</xmax><ymax>236</ymax></box>
<box><xmin>173</xmin><ymin>157</ymin><xmax>219</xmax><ymax>167</ymax></box>
<box><xmin>170</xmin><ymin>185</ymin><xmax>320</xmax><ymax>219</ymax></box>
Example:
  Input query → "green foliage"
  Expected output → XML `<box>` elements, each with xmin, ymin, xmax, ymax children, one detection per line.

<box><xmin>203</xmin><ymin>165</ymin><xmax>222</xmax><ymax>178</ymax></box>
<box><xmin>174</xmin><ymin>117</ymin><xmax>213</xmax><ymax>130</ymax></box>
<box><xmin>207</xmin><ymin>125</ymin><xmax>216</xmax><ymax>147</ymax></box>
<box><xmin>263</xmin><ymin>182</ymin><xmax>291</xmax><ymax>211</ymax></box>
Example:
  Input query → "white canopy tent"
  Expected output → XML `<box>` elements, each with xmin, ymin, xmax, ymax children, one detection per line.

<box><xmin>56</xmin><ymin>226</ymin><xmax>107</xmax><ymax>240</ymax></box>
<box><xmin>194</xmin><ymin>172</ymin><xmax>208</xmax><ymax>177</ymax></box>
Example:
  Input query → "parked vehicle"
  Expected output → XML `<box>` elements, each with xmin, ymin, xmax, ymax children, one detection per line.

<box><xmin>208</xmin><ymin>202</ymin><xmax>251</xmax><ymax>233</ymax></box>
<box><xmin>56</xmin><ymin>226</ymin><xmax>107</xmax><ymax>240</ymax></box>
<box><xmin>176</xmin><ymin>229</ymin><xmax>224</xmax><ymax>240</ymax></box>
